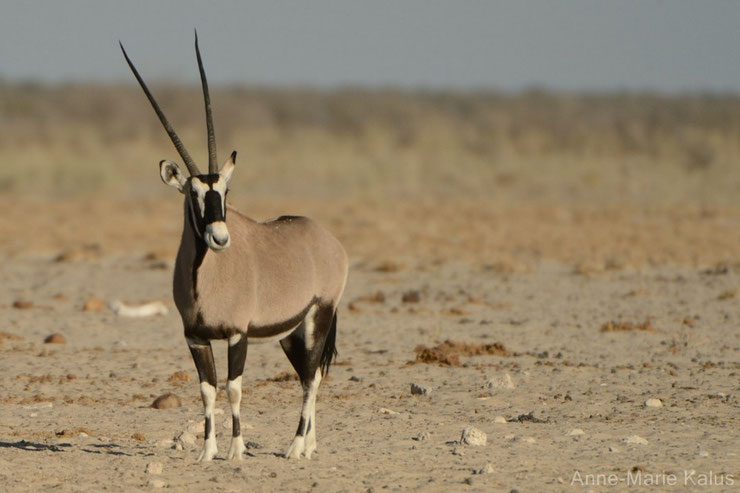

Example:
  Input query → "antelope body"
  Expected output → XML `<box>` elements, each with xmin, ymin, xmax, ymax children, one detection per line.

<box><xmin>121</xmin><ymin>34</ymin><xmax>348</xmax><ymax>462</ymax></box>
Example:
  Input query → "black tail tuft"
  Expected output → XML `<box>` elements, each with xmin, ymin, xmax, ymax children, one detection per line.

<box><xmin>319</xmin><ymin>311</ymin><xmax>338</xmax><ymax>376</ymax></box>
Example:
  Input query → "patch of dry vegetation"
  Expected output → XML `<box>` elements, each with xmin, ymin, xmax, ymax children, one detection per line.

<box><xmin>2</xmin><ymin>83</ymin><xmax>740</xmax><ymax>267</ymax></box>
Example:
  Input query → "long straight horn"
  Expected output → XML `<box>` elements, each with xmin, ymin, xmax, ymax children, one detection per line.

<box><xmin>194</xmin><ymin>31</ymin><xmax>217</xmax><ymax>174</ymax></box>
<box><xmin>120</xmin><ymin>42</ymin><xmax>201</xmax><ymax>176</ymax></box>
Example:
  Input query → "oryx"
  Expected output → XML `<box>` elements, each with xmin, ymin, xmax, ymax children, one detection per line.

<box><xmin>121</xmin><ymin>33</ymin><xmax>348</xmax><ymax>462</ymax></box>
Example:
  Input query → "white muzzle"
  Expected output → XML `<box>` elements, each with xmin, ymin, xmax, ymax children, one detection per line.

<box><xmin>204</xmin><ymin>221</ymin><xmax>231</xmax><ymax>251</ymax></box>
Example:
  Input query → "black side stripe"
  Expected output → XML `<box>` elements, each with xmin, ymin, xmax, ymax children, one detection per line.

<box><xmin>248</xmin><ymin>297</ymin><xmax>318</xmax><ymax>338</ymax></box>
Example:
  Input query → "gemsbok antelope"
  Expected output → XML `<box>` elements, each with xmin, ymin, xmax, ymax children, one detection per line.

<box><xmin>120</xmin><ymin>34</ymin><xmax>348</xmax><ymax>462</ymax></box>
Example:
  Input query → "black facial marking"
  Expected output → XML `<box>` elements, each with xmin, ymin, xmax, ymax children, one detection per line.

<box><xmin>204</xmin><ymin>190</ymin><xmax>224</xmax><ymax>223</ymax></box>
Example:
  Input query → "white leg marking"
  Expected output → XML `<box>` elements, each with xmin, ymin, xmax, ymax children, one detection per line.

<box><xmin>228</xmin><ymin>333</ymin><xmax>242</xmax><ymax>347</ymax></box>
<box><xmin>286</xmin><ymin>368</ymin><xmax>322</xmax><ymax>460</ymax></box>
<box><xmin>226</xmin><ymin>376</ymin><xmax>246</xmax><ymax>460</ymax></box>
<box><xmin>303</xmin><ymin>305</ymin><xmax>318</xmax><ymax>350</ymax></box>
<box><xmin>197</xmin><ymin>381</ymin><xmax>218</xmax><ymax>462</ymax></box>
<box><xmin>304</xmin><ymin>369</ymin><xmax>322</xmax><ymax>459</ymax></box>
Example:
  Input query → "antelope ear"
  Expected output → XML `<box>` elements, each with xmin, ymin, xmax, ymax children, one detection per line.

<box><xmin>219</xmin><ymin>151</ymin><xmax>237</xmax><ymax>183</ymax></box>
<box><xmin>160</xmin><ymin>160</ymin><xmax>187</xmax><ymax>192</ymax></box>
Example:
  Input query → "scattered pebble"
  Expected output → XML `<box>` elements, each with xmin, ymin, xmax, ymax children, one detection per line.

<box><xmin>188</xmin><ymin>420</ymin><xmax>205</xmax><ymax>434</ymax></box>
<box><xmin>131</xmin><ymin>432</ymin><xmax>146</xmax><ymax>442</ymax></box>
<box><xmin>151</xmin><ymin>393</ymin><xmax>181</xmax><ymax>409</ymax></box>
<box><xmin>463</xmin><ymin>477</ymin><xmax>474</xmax><ymax>485</ymax></box>
<box><xmin>174</xmin><ymin>431</ymin><xmax>196</xmax><ymax>450</ymax></box>
<box><xmin>412</xmin><ymin>431</ymin><xmax>430</xmax><ymax>441</ymax></box>
<box><xmin>12</xmin><ymin>300</ymin><xmax>34</xmax><ymax>309</ymax></box>
<box><xmin>494</xmin><ymin>416</ymin><xmax>508</xmax><ymax>424</ymax></box>
<box><xmin>245</xmin><ymin>441</ymin><xmax>262</xmax><ymax>450</ymax></box>
<box><xmin>451</xmin><ymin>446</ymin><xmax>465</xmax><ymax>456</ymax></box>
<box><xmin>145</xmin><ymin>462</ymin><xmax>163</xmax><ymax>475</ymax></box>
<box><xmin>475</xmin><ymin>463</ymin><xmax>494</xmax><ymax>475</ymax></box>
<box><xmin>460</xmin><ymin>427</ymin><xmax>487</xmax><ymax>446</ymax></box>
<box><xmin>567</xmin><ymin>428</ymin><xmax>585</xmax><ymax>437</ymax></box>
<box><xmin>149</xmin><ymin>479</ymin><xmax>166</xmax><ymax>488</ymax></box>
<box><xmin>625</xmin><ymin>435</ymin><xmax>649</xmax><ymax>445</ymax></box>
<box><xmin>401</xmin><ymin>290</ymin><xmax>421</xmax><ymax>303</ymax></box>
<box><xmin>644</xmin><ymin>398</ymin><xmax>663</xmax><ymax>408</ymax></box>
<box><xmin>609</xmin><ymin>446</ymin><xmax>619</xmax><ymax>453</ymax></box>
<box><xmin>44</xmin><ymin>333</ymin><xmax>67</xmax><ymax>344</ymax></box>
<box><xmin>83</xmin><ymin>296</ymin><xmax>106</xmax><ymax>312</ymax></box>
<box><xmin>379</xmin><ymin>408</ymin><xmax>399</xmax><ymax>415</ymax></box>
<box><xmin>410</xmin><ymin>383</ymin><xmax>431</xmax><ymax>396</ymax></box>
<box><xmin>349</xmin><ymin>375</ymin><xmax>361</xmax><ymax>382</ymax></box>
<box><xmin>486</xmin><ymin>373</ymin><xmax>515</xmax><ymax>390</ymax></box>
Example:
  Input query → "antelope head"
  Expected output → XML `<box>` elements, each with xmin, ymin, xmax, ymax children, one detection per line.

<box><xmin>121</xmin><ymin>32</ymin><xmax>236</xmax><ymax>252</ymax></box>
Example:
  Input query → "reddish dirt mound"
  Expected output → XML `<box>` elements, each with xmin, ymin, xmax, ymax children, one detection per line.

<box><xmin>413</xmin><ymin>340</ymin><xmax>510</xmax><ymax>367</ymax></box>
<box><xmin>600</xmin><ymin>319</ymin><xmax>656</xmax><ymax>332</ymax></box>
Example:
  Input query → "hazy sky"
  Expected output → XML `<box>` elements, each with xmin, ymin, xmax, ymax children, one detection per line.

<box><xmin>1</xmin><ymin>1</ymin><xmax>739</xmax><ymax>92</ymax></box>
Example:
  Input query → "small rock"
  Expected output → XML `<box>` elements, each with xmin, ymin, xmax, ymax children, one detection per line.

<box><xmin>379</xmin><ymin>408</ymin><xmax>399</xmax><ymax>415</ymax></box>
<box><xmin>245</xmin><ymin>441</ymin><xmax>262</xmax><ymax>450</ymax></box>
<box><xmin>401</xmin><ymin>290</ymin><xmax>421</xmax><ymax>303</ymax></box>
<box><xmin>44</xmin><ymin>333</ymin><xmax>67</xmax><ymax>344</ymax></box>
<box><xmin>460</xmin><ymin>427</ymin><xmax>487</xmax><ymax>446</ymax></box>
<box><xmin>174</xmin><ymin>431</ymin><xmax>196</xmax><ymax>450</ymax></box>
<box><xmin>412</xmin><ymin>431</ymin><xmax>430</xmax><ymax>441</ymax></box>
<box><xmin>410</xmin><ymin>383</ymin><xmax>431</xmax><ymax>396</ymax></box>
<box><xmin>82</xmin><ymin>296</ymin><xmax>106</xmax><ymax>312</ymax></box>
<box><xmin>625</xmin><ymin>435</ymin><xmax>649</xmax><ymax>445</ymax></box>
<box><xmin>521</xmin><ymin>437</ymin><xmax>536</xmax><ymax>444</ymax></box>
<box><xmin>567</xmin><ymin>428</ymin><xmax>585</xmax><ymax>436</ymax></box>
<box><xmin>476</xmin><ymin>463</ymin><xmax>494</xmax><ymax>474</ymax></box>
<box><xmin>349</xmin><ymin>375</ymin><xmax>361</xmax><ymax>382</ymax></box>
<box><xmin>486</xmin><ymin>373</ymin><xmax>515</xmax><ymax>390</ymax></box>
<box><xmin>609</xmin><ymin>446</ymin><xmax>619</xmax><ymax>453</ymax></box>
<box><xmin>151</xmin><ymin>393</ymin><xmax>181</xmax><ymax>409</ymax></box>
<box><xmin>463</xmin><ymin>477</ymin><xmax>474</xmax><ymax>485</ymax></box>
<box><xmin>131</xmin><ymin>432</ymin><xmax>146</xmax><ymax>442</ymax></box>
<box><xmin>188</xmin><ymin>419</ymin><xmax>206</xmax><ymax>433</ymax></box>
<box><xmin>149</xmin><ymin>479</ymin><xmax>166</xmax><ymax>488</ymax></box>
<box><xmin>452</xmin><ymin>446</ymin><xmax>465</xmax><ymax>456</ymax></box>
<box><xmin>644</xmin><ymin>398</ymin><xmax>663</xmax><ymax>408</ymax></box>
<box><xmin>145</xmin><ymin>462</ymin><xmax>163</xmax><ymax>475</ymax></box>
<box><xmin>494</xmin><ymin>416</ymin><xmax>507</xmax><ymax>424</ymax></box>
<box><xmin>12</xmin><ymin>300</ymin><xmax>34</xmax><ymax>309</ymax></box>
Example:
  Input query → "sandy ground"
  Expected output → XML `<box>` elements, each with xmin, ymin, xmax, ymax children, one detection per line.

<box><xmin>1</xmin><ymin>214</ymin><xmax>738</xmax><ymax>492</ymax></box>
